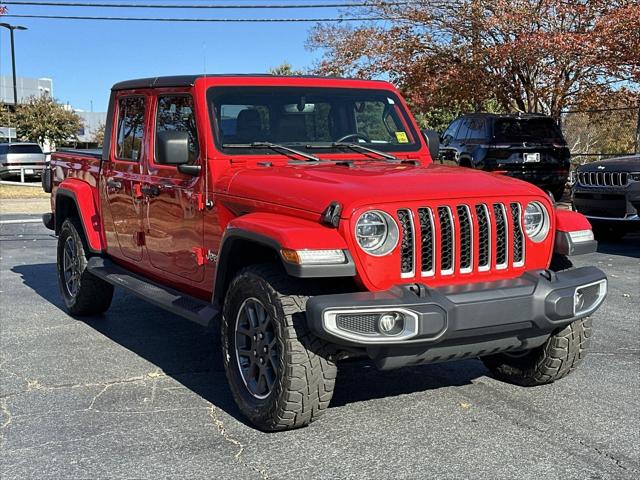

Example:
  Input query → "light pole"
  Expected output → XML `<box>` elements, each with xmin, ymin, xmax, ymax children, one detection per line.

<box><xmin>0</xmin><ymin>23</ymin><xmax>28</xmax><ymax>106</ymax></box>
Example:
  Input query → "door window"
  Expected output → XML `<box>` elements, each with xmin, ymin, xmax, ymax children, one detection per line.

<box><xmin>455</xmin><ymin>119</ymin><xmax>471</xmax><ymax>141</ymax></box>
<box><xmin>442</xmin><ymin>120</ymin><xmax>460</xmax><ymax>144</ymax></box>
<box><xmin>466</xmin><ymin>118</ymin><xmax>488</xmax><ymax>141</ymax></box>
<box><xmin>156</xmin><ymin>95</ymin><xmax>199</xmax><ymax>164</ymax></box>
<box><xmin>115</xmin><ymin>96</ymin><xmax>146</xmax><ymax>161</ymax></box>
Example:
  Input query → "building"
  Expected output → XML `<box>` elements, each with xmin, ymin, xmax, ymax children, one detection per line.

<box><xmin>75</xmin><ymin>110</ymin><xmax>107</xmax><ymax>147</ymax></box>
<box><xmin>0</xmin><ymin>75</ymin><xmax>53</xmax><ymax>105</ymax></box>
<box><xmin>1</xmin><ymin>75</ymin><xmax>106</xmax><ymax>147</ymax></box>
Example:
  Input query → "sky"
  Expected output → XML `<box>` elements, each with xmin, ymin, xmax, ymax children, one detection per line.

<box><xmin>0</xmin><ymin>1</ymin><xmax>360</xmax><ymax>112</ymax></box>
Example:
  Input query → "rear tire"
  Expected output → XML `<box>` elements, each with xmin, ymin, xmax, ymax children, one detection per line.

<box><xmin>57</xmin><ymin>217</ymin><xmax>114</xmax><ymax>316</ymax></box>
<box><xmin>221</xmin><ymin>264</ymin><xmax>336</xmax><ymax>431</ymax></box>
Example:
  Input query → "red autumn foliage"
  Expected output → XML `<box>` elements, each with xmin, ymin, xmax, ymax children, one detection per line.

<box><xmin>308</xmin><ymin>0</ymin><xmax>639</xmax><ymax>118</ymax></box>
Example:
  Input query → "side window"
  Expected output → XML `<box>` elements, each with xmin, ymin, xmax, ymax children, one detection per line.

<box><xmin>116</xmin><ymin>96</ymin><xmax>145</xmax><ymax>161</ymax></box>
<box><xmin>454</xmin><ymin>119</ymin><xmax>470</xmax><ymax>141</ymax></box>
<box><xmin>443</xmin><ymin>120</ymin><xmax>460</xmax><ymax>142</ymax></box>
<box><xmin>466</xmin><ymin>118</ymin><xmax>487</xmax><ymax>141</ymax></box>
<box><xmin>156</xmin><ymin>95</ymin><xmax>199</xmax><ymax>164</ymax></box>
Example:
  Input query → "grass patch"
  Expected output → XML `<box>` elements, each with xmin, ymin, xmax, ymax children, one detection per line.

<box><xmin>0</xmin><ymin>183</ymin><xmax>49</xmax><ymax>199</ymax></box>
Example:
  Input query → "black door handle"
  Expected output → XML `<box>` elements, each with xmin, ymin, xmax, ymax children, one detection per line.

<box><xmin>141</xmin><ymin>185</ymin><xmax>160</xmax><ymax>197</ymax></box>
<box><xmin>106</xmin><ymin>178</ymin><xmax>122</xmax><ymax>190</ymax></box>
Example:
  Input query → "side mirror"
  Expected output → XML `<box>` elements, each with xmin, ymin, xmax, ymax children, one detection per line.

<box><xmin>156</xmin><ymin>130</ymin><xmax>190</xmax><ymax>166</ymax></box>
<box><xmin>422</xmin><ymin>129</ymin><xmax>440</xmax><ymax>160</ymax></box>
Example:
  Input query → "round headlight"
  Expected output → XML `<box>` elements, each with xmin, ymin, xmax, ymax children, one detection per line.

<box><xmin>355</xmin><ymin>210</ymin><xmax>399</xmax><ymax>256</ymax></box>
<box><xmin>524</xmin><ymin>202</ymin><xmax>550</xmax><ymax>242</ymax></box>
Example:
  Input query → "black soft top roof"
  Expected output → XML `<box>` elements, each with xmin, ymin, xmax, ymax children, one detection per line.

<box><xmin>111</xmin><ymin>74</ymin><xmax>366</xmax><ymax>91</ymax></box>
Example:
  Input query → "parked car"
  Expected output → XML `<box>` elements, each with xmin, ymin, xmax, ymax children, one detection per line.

<box><xmin>42</xmin><ymin>75</ymin><xmax>605</xmax><ymax>431</ymax></box>
<box><xmin>572</xmin><ymin>155</ymin><xmax>640</xmax><ymax>239</ymax></box>
<box><xmin>439</xmin><ymin>113</ymin><xmax>571</xmax><ymax>201</ymax></box>
<box><xmin>0</xmin><ymin>142</ymin><xmax>46</xmax><ymax>180</ymax></box>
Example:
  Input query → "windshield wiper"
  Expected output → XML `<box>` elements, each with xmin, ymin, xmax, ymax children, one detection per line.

<box><xmin>223</xmin><ymin>142</ymin><xmax>320</xmax><ymax>162</ymax></box>
<box><xmin>306</xmin><ymin>142</ymin><xmax>398</xmax><ymax>161</ymax></box>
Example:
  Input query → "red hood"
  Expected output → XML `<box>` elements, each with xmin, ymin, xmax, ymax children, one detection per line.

<box><xmin>222</xmin><ymin>162</ymin><xmax>547</xmax><ymax>217</ymax></box>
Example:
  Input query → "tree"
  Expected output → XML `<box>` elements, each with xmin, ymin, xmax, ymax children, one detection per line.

<box><xmin>0</xmin><ymin>103</ymin><xmax>15</xmax><ymax>125</ymax></box>
<box><xmin>269</xmin><ymin>62</ymin><xmax>305</xmax><ymax>76</ymax></box>
<box><xmin>308</xmin><ymin>0</ymin><xmax>639</xmax><ymax>120</ymax></box>
<box><xmin>14</xmin><ymin>96</ymin><xmax>82</xmax><ymax>147</ymax></box>
<box><xmin>90</xmin><ymin>122</ymin><xmax>105</xmax><ymax>146</ymax></box>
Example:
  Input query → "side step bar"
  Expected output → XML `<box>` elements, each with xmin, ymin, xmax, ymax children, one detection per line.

<box><xmin>87</xmin><ymin>257</ymin><xmax>218</xmax><ymax>327</ymax></box>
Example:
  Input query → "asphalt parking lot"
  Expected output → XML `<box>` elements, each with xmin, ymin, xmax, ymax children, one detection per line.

<box><xmin>1</xmin><ymin>215</ymin><xmax>639</xmax><ymax>479</ymax></box>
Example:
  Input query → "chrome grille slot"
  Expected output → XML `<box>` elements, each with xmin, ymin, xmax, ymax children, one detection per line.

<box><xmin>510</xmin><ymin>202</ymin><xmax>524</xmax><ymax>266</ymax></box>
<box><xmin>579</xmin><ymin>171</ymin><xmax>630</xmax><ymax>187</ymax></box>
<box><xmin>417</xmin><ymin>207</ymin><xmax>435</xmax><ymax>275</ymax></box>
<box><xmin>476</xmin><ymin>204</ymin><xmax>491</xmax><ymax>271</ymax></box>
<box><xmin>493</xmin><ymin>203</ymin><xmax>508</xmax><ymax>269</ymax></box>
<box><xmin>457</xmin><ymin>205</ymin><xmax>473</xmax><ymax>273</ymax></box>
<box><xmin>397</xmin><ymin>209</ymin><xmax>415</xmax><ymax>277</ymax></box>
<box><xmin>437</xmin><ymin>206</ymin><xmax>455</xmax><ymax>275</ymax></box>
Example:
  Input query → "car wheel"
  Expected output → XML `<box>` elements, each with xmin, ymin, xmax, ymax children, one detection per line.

<box><xmin>480</xmin><ymin>254</ymin><xmax>591</xmax><ymax>386</ymax></box>
<box><xmin>481</xmin><ymin>317</ymin><xmax>592</xmax><ymax>386</ymax></box>
<box><xmin>221</xmin><ymin>264</ymin><xmax>337</xmax><ymax>431</ymax></box>
<box><xmin>551</xmin><ymin>185</ymin><xmax>566</xmax><ymax>202</ymax></box>
<box><xmin>57</xmin><ymin>217</ymin><xmax>114</xmax><ymax>315</ymax></box>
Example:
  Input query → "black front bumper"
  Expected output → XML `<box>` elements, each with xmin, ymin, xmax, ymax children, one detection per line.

<box><xmin>572</xmin><ymin>182</ymin><xmax>640</xmax><ymax>222</ymax></box>
<box><xmin>306</xmin><ymin>267</ymin><xmax>607</xmax><ymax>370</ymax></box>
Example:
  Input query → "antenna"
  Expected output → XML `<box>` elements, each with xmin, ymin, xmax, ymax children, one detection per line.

<box><xmin>202</xmin><ymin>41</ymin><xmax>213</xmax><ymax>209</ymax></box>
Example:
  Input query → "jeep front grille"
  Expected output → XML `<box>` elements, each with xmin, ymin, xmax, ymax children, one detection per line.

<box><xmin>417</xmin><ymin>207</ymin><xmax>435</xmax><ymax>275</ymax></box>
<box><xmin>397</xmin><ymin>202</ymin><xmax>526</xmax><ymax>278</ymax></box>
<box><xmin>397</xmin><ymin>209</ymin><xmax>415</xmax><ymax>277</ymax></box>
<box><xmin>578</xmin><ymin>171</ymin><xmax>629</xmax><ymax>187</ymax></box>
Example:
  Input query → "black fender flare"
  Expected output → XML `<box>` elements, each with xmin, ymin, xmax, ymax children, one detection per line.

<box><xmin>212</xmin><ymin>227</ymin><xmax>355</xmax><ymax>304</ymax></box>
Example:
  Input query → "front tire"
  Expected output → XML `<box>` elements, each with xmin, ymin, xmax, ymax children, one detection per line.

<box><xmin>481</xmin><ymin>253</ymin><xmax>592</xmax><ymax>386</ymax></box>
<box><xmin>481</xmin><ymin>317</ymin><xmax>592</xmax><ymax>386</ymax></box>
<box><xmin>551</xmin><ymin>185</ymin><xmax>566</xmax><ymax>202</ymax></box>
<box><xmin>221</xmin><ymin>264</ymin><xmax>336</xmax><ymax>431</ymax></box>
<box><xmin>57</xmin><ymin>217</ymin><xmax>114</xmax><ymax>315</ymax></box>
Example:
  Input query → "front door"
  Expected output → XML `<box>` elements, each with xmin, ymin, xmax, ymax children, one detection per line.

<box><xmin>143</xmin><ymin>93</ymin><xmax>205</xmax><ymax>282</ymax></box>
<box><xmin>103</xmin><ymin>94</ymin><xmax>147</xmax><ymax>261</ymax></box>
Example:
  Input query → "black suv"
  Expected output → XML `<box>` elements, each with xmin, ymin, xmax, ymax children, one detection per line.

<box><xmin>439</xmin><ymin>113</ymin><xmax>571</xmax><ymax>200</ymax></box>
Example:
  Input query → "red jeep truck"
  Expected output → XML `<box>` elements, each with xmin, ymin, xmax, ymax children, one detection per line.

<box><xmin>42</xmin><ymin>75</ymin><xmax>606</xmax><ymax>431</ymax></box>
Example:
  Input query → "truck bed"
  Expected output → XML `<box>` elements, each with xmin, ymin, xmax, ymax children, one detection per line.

<box><xmin>56</xmin><ymin>148</ymin><xmax>102</xmax><ymax>160</ymax></box>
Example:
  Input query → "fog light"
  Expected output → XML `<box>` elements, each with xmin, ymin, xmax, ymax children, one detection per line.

<box><xmin>378</xmin><ymin>312</ymin><xmax>404</xmax><ymax>336</ymax></box>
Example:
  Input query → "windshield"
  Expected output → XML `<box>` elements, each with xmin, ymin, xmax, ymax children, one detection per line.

<box><xmin>207</xmin><ymin>87</ymin><xmax>421</xmax><ymax>154</ymax></box>
<box><xmin>7</xmin><ymin>144</ymin><xmax>43</xmax><ymax>154</ymax></box>
<box><xmin>493</xmin><ymin>118</ymin><xmax>564</xmax><ymax>143</ymax></box>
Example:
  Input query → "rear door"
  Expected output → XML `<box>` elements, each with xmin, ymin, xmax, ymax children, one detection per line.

<box><xmin>102</xmin><ymin>94</ymin><xmax>147</xmax><ymax>261</ymax></box>
<box><xmin>143</xmin><ymin>92</ymin><xmax>205</xmax><ymax>282</ymax></box>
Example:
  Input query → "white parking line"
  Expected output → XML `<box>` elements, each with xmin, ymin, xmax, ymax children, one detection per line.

<box><xmin>0</xmin><ymin>218</ymin><xmax>42</xmax><ymax>225</ymax></box>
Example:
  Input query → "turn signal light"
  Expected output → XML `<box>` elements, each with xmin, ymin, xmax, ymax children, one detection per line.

<box><xmin>280</xmin><ymin>249</ymin><xmax>346</xmax><ymax>265</ymax></box>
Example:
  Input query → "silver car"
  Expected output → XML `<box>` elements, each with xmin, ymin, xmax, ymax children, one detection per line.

<box><xmin>0</xmin><ymin>142</ymin><xmax>46</xmax><ymax>180</ymax></box>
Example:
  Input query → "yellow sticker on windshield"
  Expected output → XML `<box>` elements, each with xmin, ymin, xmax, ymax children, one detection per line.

<box><xmin>395</xmin><ymin>131</ymin><xmax>409</xmax><ymax>143</ymax></box>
